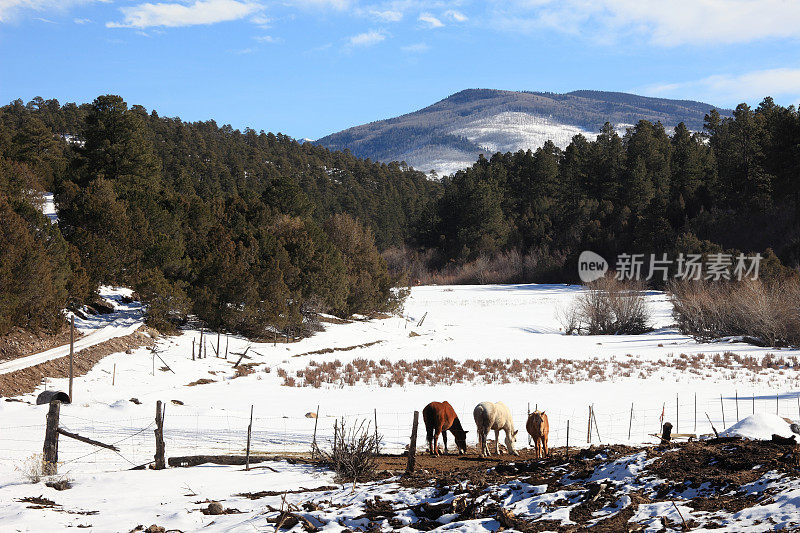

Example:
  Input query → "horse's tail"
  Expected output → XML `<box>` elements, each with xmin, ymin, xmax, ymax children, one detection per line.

<box><xmin>422</xmin><ymin>404</ymin><xmax>435</xmax><ymax>444</ymax></box>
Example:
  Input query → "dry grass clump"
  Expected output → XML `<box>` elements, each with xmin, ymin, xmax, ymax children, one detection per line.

<box><xmin>382</xmin><ymin>246</ymin><xmax>566</xmax><ymax>286</ymax></box>
<box><xmin>278</xmin><ymin>351</ymin><xmax>800</xmax><ymax>389</ymax></box>
<box><xmin>558</xmin><ymin>277</ymin><xmax>651</xmax><ymax>335</ymax></box>
<box><xmin>312</xmin><ymin>418</ymin><xmax>381</xmax><ymax>483</ymax></box>
<box><xmin>669</xmin><ymin>279</ymin><xmax>800</xmax><ymax>347</ymax></box>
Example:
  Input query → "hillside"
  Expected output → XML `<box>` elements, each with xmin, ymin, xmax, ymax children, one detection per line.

<box><xmin>316</xmin><ymin>89</ymin><xmax>730</xmax><ymax>175</ymax></box>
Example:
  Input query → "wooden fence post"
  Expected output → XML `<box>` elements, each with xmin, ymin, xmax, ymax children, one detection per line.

<box><xmin>311</xmin><ymin>405</ymin><xmax>320</xmax><ymax>452</ymax></box>
<box><xmin>43</xmin><ymin>400</ymin><xmax>61</xmax><ymax>475</ymax></box>
<box><xmin>628</xmin><ymin>403</ymin><xmax>634</xmax><ymax>440</ymax></box>
<box><xmin>587</xmin><ymin>405</ymin><xmax>592</xmax><ymax>444</ymax></box>
<box><xmin>406</xmin><ymin>411</ymin><xmax>419</xmax><ymax>474</ymax></box>
<box><xmin>374</xmin><ymin>409</ymin><xmax>379</xmax><ymax>455</ymax></box>
<box><xmin>566</xmin><ymin>420</ymin><xmax>570</xmax><ymax>460</ymax></box>
<box><xmin>217</xmin><ymin>332</ymin><xmax>221</xmax><ymax>358</ymax></box>
<box><xmin>736</xmin><ymin>390</ymin><xmax>739</xmax><ymax>422</ymax></box>
<box><xmin>592</xmin><ymin>406</ymin><xmax>601</xmax><ymax>443</ymax></box>
<box><xmin>192</xmin><ymin>338</ymin><xmax>195</xmax><ymax>361</ymax></box>
<box><xmin>69</xmin><ymin>315</ymin><xmax>74</xmax><ymax>402</ymax></box>
<box><xmin>246</xmin><ymin>405</ymin><xmax>253</xmax><ymax>471</ymax></box>
<box><xmin>199</xmin><ymin>327</ymin><xmax>204</xmax><ymax>359</ymax></box>
<box><xmin>154</xmin><ymin>400</ymin><xmax>165</xmax><ymax>469</ymax></box>
<box><xmin>225</xmin><ymin>336</ymin><xmax>229</xmax><ymax>360</ymax></box>
<box><xmin>694</xmin><ymin>393</ymin><xmax>697</xmax><ymax>433</ymax></box>
<box><xmin>720</xmin><ymin>395</ymin><xmax>726</xmax><ymax>429</ymax></box>
<box><xmin>112</xmin><ymin>364</ymin><xmax>116</xmax><ymax>387</ymax></box>
<box><xmin>527</xmin><ymin>403</ymin><xmax>531</xmax><ymax>446</ymax></box>
<box><xmin>676</xmin><ymin>394</ymin><xmax>679</xmax><ymax>433</ymax></box>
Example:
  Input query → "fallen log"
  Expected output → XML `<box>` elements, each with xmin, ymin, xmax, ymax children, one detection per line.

<box><xmin>168</xmin><ymin>454</ymin><xmax>306</xmax><ymax>468</ymax></box>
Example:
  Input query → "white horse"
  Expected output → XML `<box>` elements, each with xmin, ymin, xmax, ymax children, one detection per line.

<box><xmin>473</xmin><ymin>401</ymin><xmax>519</xmax><ymax>456</ymax></box>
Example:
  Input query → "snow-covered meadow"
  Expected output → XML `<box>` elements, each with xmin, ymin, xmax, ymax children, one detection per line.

<box><xmin>3</xmin><ymin>283</ymin><xmax>800</xmax><ymax>531</ymax></box>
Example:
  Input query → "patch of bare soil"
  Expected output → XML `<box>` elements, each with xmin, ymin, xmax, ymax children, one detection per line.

<box><xmin>292</xmin><ymin>340</ymin><xmax>384</xmax><ymax>358</ymax></box>
<box><xmin>0</xmin><ymin>324</ymin><xmax>83</xmax><ymax>362</ymax></box>
<box><xmin>346</xmin><ymin>439</ymin><xmax>800</xmax><ymax>531</ymax></box>
<box><xmin>186</xmin><ymin>378</ymin><xmax>216</xmax><ymax>387</ymax></box>
<box><xmin>0</xmin><ymin>329</ymin><xmax>156</xmax><ymax>397</ymax></box>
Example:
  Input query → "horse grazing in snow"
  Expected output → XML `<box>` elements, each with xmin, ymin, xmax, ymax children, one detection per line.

<box><xmin>422</xmin><ymin>401</ymin><xmax>468</xmax><ymax>456</ymax></box>
<box><xmin>473</xmin><ymin>401</ymin><xmax>519</xmax><ymax>456</ymax></box>
<box><xmin>526</xmin><ymin>410</ymin><xmax>549</xmax><ymax>459</ymax></box>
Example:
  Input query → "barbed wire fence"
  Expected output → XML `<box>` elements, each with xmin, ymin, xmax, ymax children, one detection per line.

<box><xmin>2</xmin><ymin>389</ymin><xmax>799</xmax><ymax>476</ymax></box>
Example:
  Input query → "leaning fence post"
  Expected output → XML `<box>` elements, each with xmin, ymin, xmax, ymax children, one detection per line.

<box><xmin>720</xmin><ymin>395</ymin><xmax>726</xmax><ymax>430</ymax></box>
<box><xmin>628</xmin><ymin>403</ymin><xmax>634</xmax><ymax>440</ymax></box>
<box><xmin>527</xmin><ymin>403</ymin><xmax>532</xmax><ymax>446</ymax></box>
<box><xmin>43</xmin><ymin>400</ymin><xmax>61</xmax><ymax>475</ymax></box>
<box><xmin>311</xmin><ymin>405</ymin><xmax>320</xmax><ymax>453</ymax></box>
<box><xmin>246</xmin><ymin>405</ymin><xmax>253</xmax><ymax>471</ymax></box>
<box><xmin>587</xmin><ymin>405</ymin><xmax>592</xmax><ymax>444</ymax></box>
<box><xmin>592</xmin><ymin>405</ymin><xmax>601</xmax><ymax>443</ymax></box>
<box><xmin>374</xmin><ymin>409</ymin><xmax>379</xmax><ymax>455</ymax></box>
<box><xmin>154</xmin><ymin>400</ymin><xmax>165</xmax><ymax>469</ymax></box>
<box><xmin>777</xmin><ymin>393</ymin><xmax>780</xmax><ymax>415</ymax></box>
<box><xmin>406</xmin><ymin>411</ymin><xmax>419</xmax><ymax>474</ymax></box>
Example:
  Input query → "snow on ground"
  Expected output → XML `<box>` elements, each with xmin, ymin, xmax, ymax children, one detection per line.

<box><xmin>39</xmin><ymin>192</ymin><xmax>58</xmax><ymax>223</ymax></box>
<box><xmin>0</xmin><ymin>286</ymin><xmax>144</xmax><ymax>374</ymax></box>
<box><xmin>2</xmin><ymin>283</ymin><xmax>800</xmax><ymax>531</ymax></box>
<box><xmin>721</xmin><ymin>413</ymin><xmax>796</xmax><ymax>440</ymax></box>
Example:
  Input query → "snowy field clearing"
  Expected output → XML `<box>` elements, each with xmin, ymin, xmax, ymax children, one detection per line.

<box><xmin>2</xmin><ymin>283</ymin><xmax>800</xmax><ymax>531</ymax></box>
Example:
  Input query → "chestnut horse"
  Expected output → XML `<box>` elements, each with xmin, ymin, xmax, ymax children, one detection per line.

<box><xmin>526</xmin><ymin>410</ymin><xmax>549</xmax><ymax>459</ymax></box>
<box><xmin>422</xmin><ymin>401</ymin><xmax>468</xmax><ymax>455</ymax></box>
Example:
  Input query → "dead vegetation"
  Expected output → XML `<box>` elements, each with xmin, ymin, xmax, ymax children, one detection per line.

<box><xmin>670</xmin><ymin>278</ymin><xmax>800</xmax><ymax>347</ymax></box>
<box><xmin>312</xmin><ymin>418</ymin><xmax>382</xmax><ymax>483</ymax></box>
<box><xmin>280</xmin><ymin>351</ymin><xmax>800</xmax><ymax>388</ymax></box>
<box><xmin>558</xmin><ymin>277</ymin><xmax>651</xmax><ymax>335</ymax></box>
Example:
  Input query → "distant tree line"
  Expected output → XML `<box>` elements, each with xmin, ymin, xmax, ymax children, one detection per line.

<box><xmin>0</xmin><ymin>95</ymin><xmax>439</xmax><ymax>336</ymax></box>
<box><xmin>2</xmin><ymin>94</ymin><xmax>800</xmax><ymax>338</ymax></box>
<box><xmin>413</xmin><ymin>98</ymin><xmax>800</xmax><ymax>282</ymax></box>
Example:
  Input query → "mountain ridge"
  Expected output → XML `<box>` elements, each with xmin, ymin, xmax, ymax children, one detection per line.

<box><xmin>316</xmin><ymin>88</ymin><xmax>731</xmax><ymax>176</ymax></box>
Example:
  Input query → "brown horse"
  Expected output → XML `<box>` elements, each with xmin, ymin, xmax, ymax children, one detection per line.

<box><xmin>526</xmin><ymin>410</ymin><xmax>549</xmax><ymax>459</ymax></box>
<box><xmin>422</xmin><ymin>401</ymin><xmax>468</xmax><ymax>455</ymax></box>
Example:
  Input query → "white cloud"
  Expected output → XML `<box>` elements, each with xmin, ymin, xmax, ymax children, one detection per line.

<box><xmin>285</xmin><ymin>0</ymin><xmax>351</xmax><ymax>9</ymax></box>
<box><xmin>418</xmin><ymin>12</ymin><xmax>443</xmax><ymax>28</ymax></box>
<box><xmin>369</xmin><ymin>9</ymin><xmax>402</xmax><ymax>21</ymax></box>
<box><xmin>643</xmin><ymin>68</ymin><xmax>800</xmax><ymax>106</ymax></box>
<box><xmin>254</xmin><ymin>34</ymin><xmax>281</xmax><ymax>43</ymax></box>
<box><xmin>444</xmin><ymin>9</ymin><xmax>466</xmax><ymax>22</ymax></box>
<box><xmin>107</xmin><ymin>0</ymin><xmax>262</xmax><ymax>29</ymax></box>
<box><xmin>0</xmin><ymin>0</ymin><xmax>101</xmax><ymax>23</ymax></box>
<box><xmin>73</xmin><ymin>17</ymin><xmax>91</xmax><ymax>23</ymax></box>
<box><xmin>346</xmin><ymin>29</ymin><xmax>385</xmax><ymax>47</ymax></box>
<box><xmin>401</xmin><ymin>42</ymin><xmax>428</xmax><ymax>52</ymax></box>
<box><xmin>493</xmin><ymin>0</ymin><xmax>800</xmax><ymax>46</ymax></box>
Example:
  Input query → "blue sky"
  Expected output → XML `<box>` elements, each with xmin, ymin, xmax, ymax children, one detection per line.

<box><xmin>2</xmin><ymin>0</ymin><xmax>800</xmax><ymax>140</ymax></box>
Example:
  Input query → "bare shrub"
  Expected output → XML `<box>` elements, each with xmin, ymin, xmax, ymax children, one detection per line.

<box><xmin>561</xmin><ymin>276</ymin><xmax>651</xmax><ymax>335</ymax></box>
<box><xmin>669</xmin><ymin>278</ymin><xmax>800</xmax><ymax>346</ymax></box>
<box><xmin>312</xmin><ymin>419</ymin><xmax>381</xmax><ymax>483</ymax></box>
<box><xmin>16</xmin><ymin>454</ymin><xmax>45</xmax><ymax>483</ymax></box>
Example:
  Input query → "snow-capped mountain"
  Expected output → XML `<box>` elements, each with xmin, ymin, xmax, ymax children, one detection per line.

<box><xmin>316</xmin><ymin>89</ymin><xmax>730</xmax><ymax>176</ymax></box>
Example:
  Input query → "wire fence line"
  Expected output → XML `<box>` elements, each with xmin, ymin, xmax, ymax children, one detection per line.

<box><xmin>2</xmin><ymin>389</ymin><xmax>799</xmax><ymax>474</ymax></box>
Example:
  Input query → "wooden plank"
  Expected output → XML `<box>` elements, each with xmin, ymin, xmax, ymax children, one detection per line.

<box><xmin>57</xmin><ymin>428</ymin><xmax>119</xmax><ymax>451</ymax></box>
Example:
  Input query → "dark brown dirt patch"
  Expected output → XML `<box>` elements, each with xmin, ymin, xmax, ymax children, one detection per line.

<box><xmin>0</xmin><ymin>329</ymin><xmax>155</xmax><ymax>397</ymax></box>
